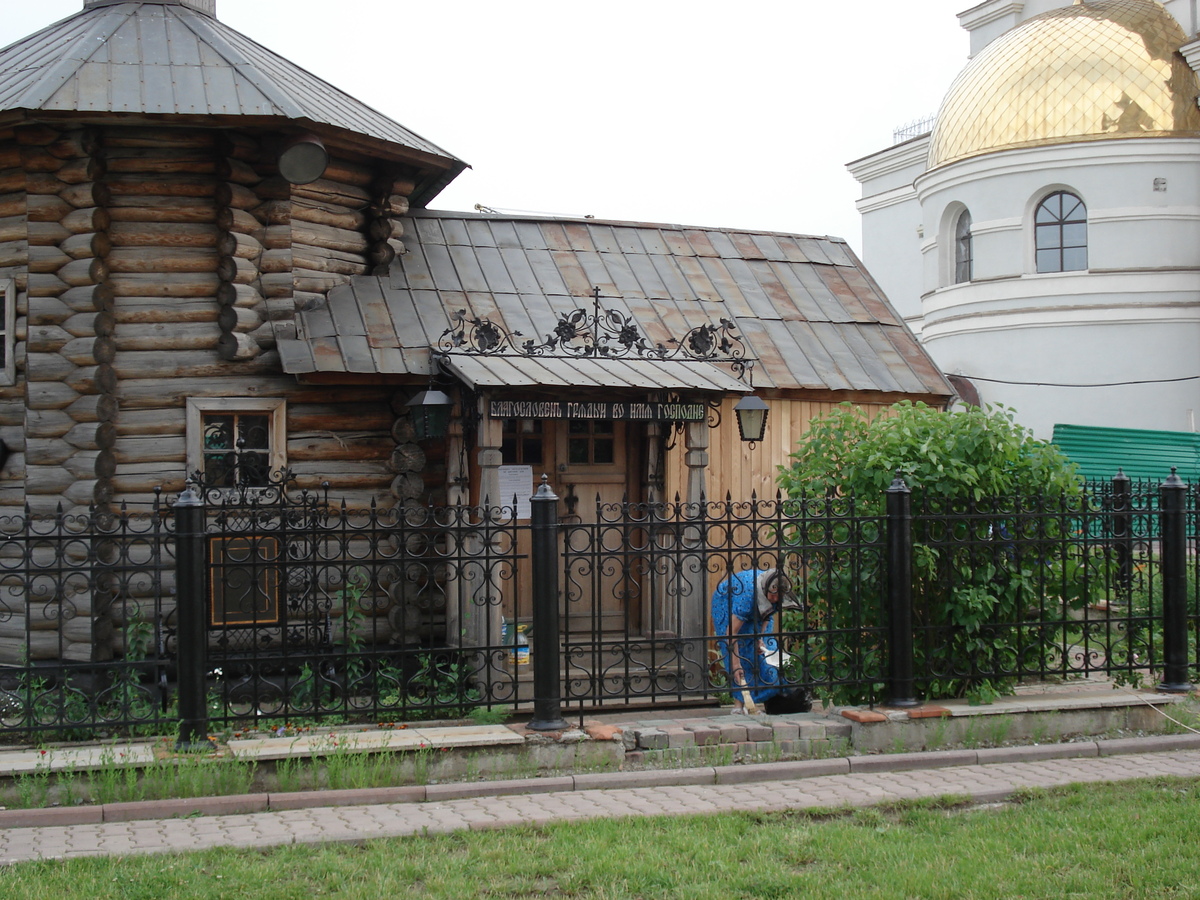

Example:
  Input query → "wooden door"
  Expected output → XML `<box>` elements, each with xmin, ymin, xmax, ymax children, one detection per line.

<box><xmin>498</xmin><ymin>417</ymin><xmax>642</xmax><ymax>635</ymax></box>
<box><xmin>554</xmin><ymin>418</ymin><xmax>634</xmax><ymax>635</ymax></box>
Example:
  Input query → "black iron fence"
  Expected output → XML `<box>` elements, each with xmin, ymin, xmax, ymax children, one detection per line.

<box><xmin>0</xmin><ymin>470</ymin><xmax>1196</xmax><ymax>743</ymax></box>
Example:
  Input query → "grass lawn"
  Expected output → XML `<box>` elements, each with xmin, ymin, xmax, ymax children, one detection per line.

<box><xmin>6</xmin><ymin>778</ymin><xmax>1200</xmax><ymax>899</ymax></box>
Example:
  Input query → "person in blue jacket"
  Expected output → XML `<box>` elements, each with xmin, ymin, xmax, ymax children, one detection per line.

<box><xmin>711</xmin><ymin>567</ymin><xmax>811</xmax><ymax>714</ymax></box>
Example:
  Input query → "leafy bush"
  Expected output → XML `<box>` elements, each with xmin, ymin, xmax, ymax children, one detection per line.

<box><xmin>777</xmin><ymin>402</ymin><xmax>1089</xmax><ymax>704</ymax></box>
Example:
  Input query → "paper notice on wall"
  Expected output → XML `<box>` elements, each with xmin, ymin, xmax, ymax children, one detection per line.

<box><xmin>497</xmin><ymin>465</ymin><xmax>534</xmax><ymax>519</ymax></box>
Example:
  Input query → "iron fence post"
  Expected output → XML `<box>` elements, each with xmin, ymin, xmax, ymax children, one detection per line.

<box><xmin>886</xmin><ymin>473</ymin><xmax>919</xmax><ymax>707</ymax></box>
<box><xmin>174</xmin><ymin>479</ymin><xmax>213</xmax><ymax>749</ymax></box>
<box><xmin>528</xmin><ymin>477</ymin><xmax>568</xmax><ymax>731</ymax></box>
<box><xmin>1112</xmin><ymin>469</ymin><xmax>1132</xmax><ymax>595</ymax></box>
<box><xmin>1158</xmin><ymin>469</ymin><xmax>1192</xmax><ymax>693</ymax></box>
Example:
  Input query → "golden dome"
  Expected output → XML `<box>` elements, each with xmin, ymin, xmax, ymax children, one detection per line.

<box><xmin>928</xmin><ymin>0</ymin><xmax>1200</xmax><ymax>169</ymax></box>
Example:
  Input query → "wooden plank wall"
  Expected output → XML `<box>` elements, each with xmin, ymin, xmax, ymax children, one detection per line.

<box><xmin>662</xmin><ymin>395</ymin><xmax>896</xmax><ymax>504</ymax></box>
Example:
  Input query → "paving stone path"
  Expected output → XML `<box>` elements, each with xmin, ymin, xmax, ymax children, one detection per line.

<box><xmin>4</xmin><ymin>746</ymin><xmax>1200</xmax><ymax>865</ymax></box>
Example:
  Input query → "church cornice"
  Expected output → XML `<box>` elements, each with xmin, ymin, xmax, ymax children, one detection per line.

<box><xmin>957</xmin><ymin>0</ymin><xmax>1025</xmax><ymax>33</ymax></box>
<box><xmin>846</xmin><ymin>134</ymin><xmax>930</xmax><ymax>183</ymax></box>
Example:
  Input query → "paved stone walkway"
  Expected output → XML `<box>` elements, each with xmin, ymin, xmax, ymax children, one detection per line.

<box><xmin>4</xmin><ymin>743</ymin><xmax>1200</xmax><ymax>865</ymax></box>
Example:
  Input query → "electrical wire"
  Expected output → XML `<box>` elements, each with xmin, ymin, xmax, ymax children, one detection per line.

<box><xmin>957</xmin><ymin>374</ymin><xmax>1200</xmax><ymax>388</ymax></box>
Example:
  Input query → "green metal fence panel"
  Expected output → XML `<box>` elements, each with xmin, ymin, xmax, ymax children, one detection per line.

<box><xmin>1052</xmin><ymin>424</ymin><xmax>1200</xmax><ymax>484</ymax></box>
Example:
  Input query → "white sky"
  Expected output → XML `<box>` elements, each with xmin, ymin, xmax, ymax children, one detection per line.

<box><xmin>0</xmin><ymin>1</ymin><xmax>972</xmax><ymax>253</ymax></box>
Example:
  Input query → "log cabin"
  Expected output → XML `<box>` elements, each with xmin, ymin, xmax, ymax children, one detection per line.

<box><xmin>0</xmin><ymin>0</ymin><xmax>952</xmax><ymax>665</ymax></box>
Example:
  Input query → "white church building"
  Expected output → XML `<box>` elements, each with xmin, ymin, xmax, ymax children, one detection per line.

<box><xmin>849</xmin><ymin>0</ymin><xmax>1200</xmax><ymax>440</ymax></box>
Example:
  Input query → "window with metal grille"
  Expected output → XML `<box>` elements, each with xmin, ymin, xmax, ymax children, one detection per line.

<box><xmin>202</xmin><ymin>412</ymin><xmax>271</xmax><ymax>487</ymax></box>
<box><xmin>186</xmin><ymin>398</ymin><xmax>286</xmax><ymax>488</ymax></box>
<box><xmin>1035</xmin><ymin>191</ymin><xmax>1087</xmax><ymax>273</ymax></box>
<box><xmin>208</xmin><ymin>535</ymin><xmax>281</xmax><ymax>627</ymax></box>
<box><xmin>954</xmin><ymin>210</ymin><xmax>973</xmax><ymax>284</ymax></box>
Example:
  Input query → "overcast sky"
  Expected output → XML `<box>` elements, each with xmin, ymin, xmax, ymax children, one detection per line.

<box><xmin>1</xmin><ymin>1</ymin><xmax>972</xmax><ymax>253</ymax></box>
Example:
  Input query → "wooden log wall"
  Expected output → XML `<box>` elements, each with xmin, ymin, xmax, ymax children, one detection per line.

<box><xmin>0</xmin><ymin>121</ymin><xmax>429</xmax><ymax>665</ymax></box>
<box><xmin>0</xmin><ymin>128</ymin><xmax>27</xmax><ymax>512</ymax></box>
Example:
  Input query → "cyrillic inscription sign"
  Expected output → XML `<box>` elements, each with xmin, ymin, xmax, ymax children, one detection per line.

<box><xmin>489</xmin><ymin>400</ymin><xmax>706</xmax><ymax>421</ymax></box>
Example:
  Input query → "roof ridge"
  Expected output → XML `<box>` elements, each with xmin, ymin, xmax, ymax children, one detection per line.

<box><xmin>406</xmin><ymin>208</ymin><xmax>847</xmax><ymax>245</ymax></box>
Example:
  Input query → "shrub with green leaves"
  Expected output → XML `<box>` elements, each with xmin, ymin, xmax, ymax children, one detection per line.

<box><xmin>776</xmin><ymin>401</ymin><xmax>1088</xmax><ymax>705</ymax></box>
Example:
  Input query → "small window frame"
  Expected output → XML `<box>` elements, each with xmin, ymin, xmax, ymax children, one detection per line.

<box><xmin>186</xmin><ymin>398</ymin><xmax>286</xmax><ymax>489</ymax></box>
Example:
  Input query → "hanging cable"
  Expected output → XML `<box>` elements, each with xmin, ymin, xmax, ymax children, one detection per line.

<box><xmin>957</xmin><ymin>374</ymin><xmax>1200</xmax><ymax>388</ymax></box>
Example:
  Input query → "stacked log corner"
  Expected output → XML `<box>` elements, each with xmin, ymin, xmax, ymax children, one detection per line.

<box><xmin>0</xmin><ymin>122</ymin><xmax>432</xmax><ymax>665</ymax></box>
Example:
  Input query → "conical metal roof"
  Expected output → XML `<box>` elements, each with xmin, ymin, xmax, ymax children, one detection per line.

<box><xmin>0</xmin><ymin>0</ymin><xmax>465</xmax><ymax>202</ymax></box>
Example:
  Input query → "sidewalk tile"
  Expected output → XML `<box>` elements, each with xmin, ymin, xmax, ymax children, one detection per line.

<box><xmin>664</xmin><ymin>728</ymin><xmax>696</xmax><ymax>750</ymax></box>
<box><xmin>636</xmin><ymin>728</ymin><xmax>669</xmax><ymax>750</ymax></box>
<box><xmin>714</xmin><ymin>722</ymin><xmax>748</xmax><ymax>743</ymax></box>
<box><xmin>907</xmin><ymin>705</ymin><xmax>951</xmax><ymax>719</ymax></box>
<box><xmin>684</xmin><ymin>724</ymin><xmax>723</xmax><ymax>746</ymax></box>
<box><xmin>842</xmin><ymin>709</ymin><xmax>887</xmax><ymax>724</ymax></box>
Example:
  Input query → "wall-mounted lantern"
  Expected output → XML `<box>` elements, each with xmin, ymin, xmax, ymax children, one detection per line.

<box><xmin>407</xmin><ymin>389</ymin><xmax>454</xmax><ymax>441</ymax></box>
<box><xmin>278</xmin><ymin>133</ymin><xmax>328</xmax><ymax>185</ymax></box>
<box><xmin>733</xmin><ymin>394</ymin><xmax>769</xmax><ymax>445</ymax></box>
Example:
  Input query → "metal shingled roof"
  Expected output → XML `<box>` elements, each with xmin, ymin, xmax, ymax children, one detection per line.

<box><xmin>440</xmin><ymin>353</ymin><xmax>750</xmax><ymax>394</ymax></box>
<box><xmin>0</xmin><ymin>2</ymin><xmax>462</xmax><ymax>175</ymax></box>
<box><xmin>280</xmin><ymin>212</ymin><xmax>952</xmax><ymax>400</ymax></box>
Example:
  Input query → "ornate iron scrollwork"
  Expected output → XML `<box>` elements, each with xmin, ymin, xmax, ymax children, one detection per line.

<box><xmin>438</xmin><ymin>287</ymin><xmax>754</xmax><ymax>383</ymax></box>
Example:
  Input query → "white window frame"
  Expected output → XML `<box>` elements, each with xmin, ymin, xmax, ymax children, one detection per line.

<box><xmin>954</xmin><ymin>209</ymin><xmax>973</xmax><ymax>285</ymax></box>
<box><xmin>1032</xmin><ymin>189</ymin><xmax>1088</xmax><ymax>274</ymax></box>
<box><xmin>186</xmin><ymin>398</ymin><xmax>286</xmax><ymax>489</ymax></box>
<box><xmin>0</xmin><ymin>279</ymin><xmax>15</xmax><ymax>386</ymax></box>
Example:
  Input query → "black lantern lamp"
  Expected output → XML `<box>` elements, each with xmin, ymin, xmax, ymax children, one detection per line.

<box><xmin>407</xmin><ymin>387</ymin><xmax>454</xmax><ymax>441</ymax></box>
<box><xmin>278</xmin><ymin>133</ymin><xmax>328</xmax><ymax>185</ymax></box>
<box><xmin>734</xmin><ymin>393</ymin><xmax>769</xmax><ymax>446</ymax></box>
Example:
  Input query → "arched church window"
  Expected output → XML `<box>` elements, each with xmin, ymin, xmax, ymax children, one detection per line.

<box><xmin>954</xmin><ymin>210</ymin><xmax>973</xmax><ymax>283</ymax></box>
<box><xmin>1035</xmin><ymin>192</ymin><xmax>1087</xmax><ymax>273</ymax></box>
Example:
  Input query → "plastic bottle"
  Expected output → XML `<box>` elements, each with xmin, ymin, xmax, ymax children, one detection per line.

<box><xmin>515</xmin><ymin>626</ymin><xmax>530</xmax><ymax>665</ymax></box>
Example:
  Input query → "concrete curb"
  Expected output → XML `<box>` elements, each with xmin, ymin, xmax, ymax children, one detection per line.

<box><xmin>5</xmin><ymin>732</ymin><xmax>1200</xmax><ymax>829</ymax></box>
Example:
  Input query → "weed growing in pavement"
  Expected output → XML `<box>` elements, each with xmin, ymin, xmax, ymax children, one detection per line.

<box><xmin>323</xmin><ymin>742</ymin><xmax>402</xmax><ymax>791</ymax></box>
<box><xmin>87</xmin><ymin>745</ymin><xmax>144</xmax><ymax>805</ymax></box>
<box><xmin>13</xmin><ymin>753</ymin><xmax>54</xmax><ymax>808</ymax></box>
<box><xmin>926</xmin><ymin>715</ymin><xmax>951</xmax><ymax>750</ymax></box>
<box><xmin>699</xmin><ymin>744</ymin><xmax>737</xmax><ymax>768</ymax></box>
<box><xmin>6</xmin><ymin>747</ymin><xmax>257</xmax><ymax>809</ymax></box>
<box><xmin>986</xmin><ymin>717</ymin><xmax>1012</xmax><ymax>746</ymax></box>
<box><xmin>1030</xmin><ymin>718</ymin><xmax>1051</xmax><ymax>744</ymax></box>
<box><xmin>962</xmin><ymin>718</ymin><xmax>982</xmax><ymax>750</ymax></box>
